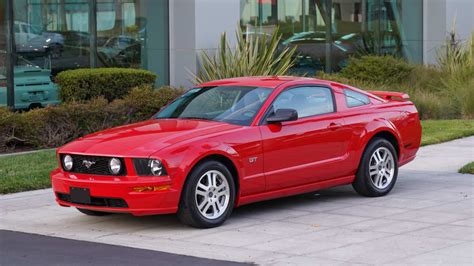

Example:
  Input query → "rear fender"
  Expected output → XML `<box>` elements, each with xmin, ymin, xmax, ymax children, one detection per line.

<box><xmin>355</xmin><ymin>119</ymin><xmax>403</xmax><ymax>164</ymax></box>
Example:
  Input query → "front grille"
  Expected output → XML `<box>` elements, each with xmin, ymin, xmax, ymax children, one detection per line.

<box><xmin>56</xmin><ymin>192</ymin><xmax>128</xmax><ymax>208</ymax></box>
<box><xmin>60</xmin><ymin>154</ymin><xmax>126</xmax><ymax>176</ymax></box>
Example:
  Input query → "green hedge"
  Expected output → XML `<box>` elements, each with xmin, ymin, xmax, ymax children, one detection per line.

<box><xmin>339</xmin><ymin>55</ymin><xmax>414</xmax><ymax>84</ymax></box>
<box><xmin>0</xmin><ymin>86</ymin><xmax>182</xmax><ymax>152</ymax></box>
<box><xmin>56</xmin><ymin>68</ymin><xmax>157</xmax><ymax>102</ymax></box>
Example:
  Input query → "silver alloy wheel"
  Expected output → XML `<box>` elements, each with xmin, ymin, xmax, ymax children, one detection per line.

<box><xmin>195</xmin><ymin>170</ymin><xmax>230</xmax><ymax>220</ymax></box>
<box><xmin>369</xmin><ymin>147</ymin><xmax>395</xmax><ymax>189</ymax></box>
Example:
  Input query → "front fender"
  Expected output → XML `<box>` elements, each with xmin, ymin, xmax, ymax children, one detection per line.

<box><xmin>153</xmin><ymin>142</ymin><xmax>244</xmax><ymax>204</ymax></box>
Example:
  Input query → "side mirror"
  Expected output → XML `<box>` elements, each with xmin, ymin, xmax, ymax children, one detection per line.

<box><xmin>266</xmin><ymin>108</ymin><xmax>298</xmax><ymax>123</ymax></box>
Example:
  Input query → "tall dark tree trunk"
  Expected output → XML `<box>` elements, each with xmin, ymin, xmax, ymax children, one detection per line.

<box><xmin>58</xmin><ymin>0</ymin><xmax>67</xmax><ymax>31</ymax></box>
<box><xmin>41</xmin><ymin>0</ymin><xmax>49</xmax><ymax>29</ymax></box>
<box><xmin>0</xmin><ymin>0</ymin><xmax>5</xmax><ymax>51</ymax></box>
<box><xmin>114</xmin><ymin>0</ymin><xmax>123</xmax><ymax>34</ymax></box>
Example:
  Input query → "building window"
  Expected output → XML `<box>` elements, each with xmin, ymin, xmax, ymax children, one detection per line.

<box><xmin>9</xmin><ymin>0</ymin><xmax>169</xmax><ymax>82</ymax></box>
<box><xmin>240</xmin><ymin>0</ymin><xmax>423</xmax><ymax>74</ymax></box>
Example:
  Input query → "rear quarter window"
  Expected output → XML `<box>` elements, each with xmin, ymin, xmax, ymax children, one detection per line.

<box><xmin>344</xmin><ymin>89</ymin><xmax>370</xmax><ymax>108</ymax></box>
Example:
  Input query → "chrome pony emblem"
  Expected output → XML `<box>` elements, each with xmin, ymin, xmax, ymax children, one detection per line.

<box><xmin>82</xmin><ymin>160</ymin><xmax>96</xmax><ymax>169</ymax></box>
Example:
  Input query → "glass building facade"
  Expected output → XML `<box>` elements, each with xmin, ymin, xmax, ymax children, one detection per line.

<box><xmin>241</xmin><ymin>0</ymin><xmax>423</xmax><ymax>74</ymax></box>
<box><xmin>1</xmin><ymin>0</ymin><xmax>169</xmax><ymax>107</ymax></box>
<box><xmin>1</xmin><ymin>0</ymin><xmax>428</xmax><ymax>108</ymax></box>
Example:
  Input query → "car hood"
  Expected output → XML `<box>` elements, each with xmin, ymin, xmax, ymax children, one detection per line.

<box><xmin>59</xmin><ymin>119</ymin><xmax>242</xmax><ymax>157</ymax></box>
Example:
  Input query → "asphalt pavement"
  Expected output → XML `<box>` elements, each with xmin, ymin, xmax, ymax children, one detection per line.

<box><xmin>0</xmin><ymin>230</ymin><xmax>246</xmax><ymax>266</ymax></box>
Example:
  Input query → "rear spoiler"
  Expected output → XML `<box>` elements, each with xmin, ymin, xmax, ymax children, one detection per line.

<box><xmin>368</xmin><ymin>91</ymin><xmax>410</xmax><ymax>101</ymax></box>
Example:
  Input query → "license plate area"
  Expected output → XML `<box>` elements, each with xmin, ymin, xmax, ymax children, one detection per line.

<box><xmin>28</xmin><ymin>91</ymin><xmax>44</xmax><ymax>102</ymax></box>
<box><xmin>70</xmin><ymin>187</ymin><xmax>91</xmax><ymax>204</ymax></box>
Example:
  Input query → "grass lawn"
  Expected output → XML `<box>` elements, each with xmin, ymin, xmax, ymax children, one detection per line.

<box><xmin>1</xmin><ymin>119</ymin><xmax>473</xmax><ymax>194</ymax></box>
<box><xmin>0</xmin><ymin>149</ymin><xmax>57</xmax><ymax>194</ymax></box>
<box><xmin>421</xmin><ymin>119</ymin><xmax>474</xmax><ymax>146</ymax></box>
<box><xmin>459</xmin><ymin>162</ymin><xmax>474</xmax><ymax>175</ymax></box>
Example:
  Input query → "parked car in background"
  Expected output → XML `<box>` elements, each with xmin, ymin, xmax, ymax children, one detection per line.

<box><xmin>98</xmin><ymin>36</ymin><xmax>141</xmax><ymax>68</ymax></box>
<box><xmin>280</xmin><ymin>31</ymin><xmax>356</xmax><ymax>72</ymax></box>
<box><xmin>51</xmin><ymin>76</ymin><xmax>421</xmax><ymax>228</ymax></box>
<box><xmin>15</xmin><ymin>21</ymin><xmax>64</xmax><ymax>59</ymax></box>
<box><xmin>0</xmin><ymin>55</ymin><xmax>59</xmax><ymax>109</ymax></box>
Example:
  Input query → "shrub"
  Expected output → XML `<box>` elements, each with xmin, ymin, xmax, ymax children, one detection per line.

<box><xmin>339</xmin><ymin>55</ymin><xmax>414</xmax><ymax>85</ymax></box>
<box><xmin>0</xmin><ymin>86</ymin><xmax>182</xmax><ymax>151</ymax></box>
<box><xmin>192</xmin><ymin>27</ymin><xmax>297</xmax><ymax>84</ymax></box>
<box><xmin>410</xmin><ymin>91</ymin><xmax>444</xmax><ymax>120</ymax></box>
<box><xmin>56</xmin><ymin>68</ymin><xmax>157</xmax><ymax>102</ymax></box>
<box><xmin>437</xmin><ymin>32</ymin><xmax>473</xmax><ymax>74</ymax></box>
<box><xmin>0</xmin><ymin>108</ymin><xmax>21</xmax><ymax>151</ymax></box>
<box><xmin>440</xmin><ymin>69</ymin><xmax>474</xmax><ymax>119</ymax></box>
<box><xmin>121</xmin><ymin>85</ymin><xmax>182</xmax><ymax>121</ymax></box>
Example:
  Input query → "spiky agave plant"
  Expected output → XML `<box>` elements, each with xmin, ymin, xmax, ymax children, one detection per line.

<box><xmin>191</xmin><ymin>27</ymin><xmax>297</xmax><ymax>84</ymax></box>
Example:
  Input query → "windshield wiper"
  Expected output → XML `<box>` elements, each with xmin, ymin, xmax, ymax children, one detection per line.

<box><xmin>178</xmin><ymin>116</ymin><xmax>213</xmax><ymax>121</ymax></box>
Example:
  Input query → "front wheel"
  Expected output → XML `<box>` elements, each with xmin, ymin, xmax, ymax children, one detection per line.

<box><xmin>353</xmin><ymin>138</ymin><xmax>398</xmax><ymax>197</ymax></box>
<box><xmin>177</xmin><ymin>161</ymin><xmax>235</xmax><ymax>228</ymax></box>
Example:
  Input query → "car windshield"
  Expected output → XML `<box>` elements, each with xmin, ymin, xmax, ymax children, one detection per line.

<box><xmin>156</xmin><ymin>86</ymin><xmax>272</xmax><ymax>126</ymax></box>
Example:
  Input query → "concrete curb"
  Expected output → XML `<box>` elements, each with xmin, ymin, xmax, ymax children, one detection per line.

<box><xmin>0</xmin><ymin>148</ymin><xmax>56</xmax><ymax>157</ymax></box>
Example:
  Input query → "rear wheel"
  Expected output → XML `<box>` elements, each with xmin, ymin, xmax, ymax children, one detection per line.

<box><xmin>353</xmin><ymin>138</ymin><xmax>398</xmax><ymax>197</ymax></box>
<box><xmin>177</xmin><ymin>160</ymin><xmax>235</xmax><ymax>228</ymax></box>
<box><xmin>76</xmin><ymin>208</ymin><xmax>111</xmax><ymax>216</ymax></box>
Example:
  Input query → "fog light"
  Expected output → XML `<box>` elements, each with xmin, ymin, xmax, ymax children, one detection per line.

<box><xmin>109</xmin><ymin>158</ymin><xmax>121</xmax><ymax>175</ymax></box>
<box><xmin>63</xmin><ymin>155</ymin><xmax>73</xmax><ymax>171</ymax></box>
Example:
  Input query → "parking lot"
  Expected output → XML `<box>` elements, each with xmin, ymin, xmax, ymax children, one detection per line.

<box><xmin>1</xmin><ymin>137</ymin><xmax>473</xmax><ymax>265</ymax></box>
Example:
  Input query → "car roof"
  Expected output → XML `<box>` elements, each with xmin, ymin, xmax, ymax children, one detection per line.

<box><xmin>197</xmin><ymin>76</ymin><xmax>330</xmax><ymax>89</ymax></box>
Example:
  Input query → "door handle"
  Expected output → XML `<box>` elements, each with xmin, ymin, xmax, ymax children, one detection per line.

<box><xmin>327</xmin><ymin>122</ymin><xmax>342</xmax><ymax>130</ymax></box>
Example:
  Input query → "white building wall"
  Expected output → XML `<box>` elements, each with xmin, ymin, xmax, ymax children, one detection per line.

<box><xmin>423</xmin><ymin>0</ymin><xmax>474</xmax><ymax>65</ymax></box>
<box><xmin>169</xmin><ymin>0</ymin><xmax>240</xmax><ymax>88</ymax></box>
<box><xmin>446</xmin><ymin>0</ymin><xmax>474</xmax><ymax>41</ymax></box>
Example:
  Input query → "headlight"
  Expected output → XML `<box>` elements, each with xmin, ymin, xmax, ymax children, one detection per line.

<box><xmin>109</xmin><ymin>158</ymin><xmax>121</xmax><ymax>175</ymax></box>
<box><xmin>133</xmin><ymin>158</ymin><xmax>167</xmax><ymax>176</ymax></box>
<box><xmin>149</xmin><ymin>159</ymin><xmax>163</xmax><ymax>176</ymax></box>
<box><xmin>63</xmin><ymin>155</ymin><xmax>73</xmax><ymax>171</ymax></box>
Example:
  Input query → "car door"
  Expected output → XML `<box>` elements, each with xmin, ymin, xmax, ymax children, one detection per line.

<box><xmin>259</xmin><ymin>85</ymin><xmax>350</xmax><ymax>191</ymax></box>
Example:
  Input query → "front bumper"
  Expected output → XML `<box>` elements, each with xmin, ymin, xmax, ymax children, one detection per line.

<box><xmin>50</xmin><ymin>168</ymin><xmax>180</xmax><ymax>216</ymax></box>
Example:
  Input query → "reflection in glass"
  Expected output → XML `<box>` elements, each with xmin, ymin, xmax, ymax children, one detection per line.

<box><xmin>97</xmin><ymin>0</ymin><xmax>169</xmax><ymax>85</ymax></box>
<box><xmin>156</xmin><ymin>86</ymin><xmax>272</xmax><ymax>126</ymax></box>
<box><xmin>1</xmin><ymin>0</ymin><xmax>7</xmax><ymax>105</ymax></box>
<box><xmin>10</xmin><ymin>0</ymin><xmax>169</xmax><ymax>87</ymax></box>
<box><xmin>240</xmin><ymin>0</ymin><xmax>423</xmax><ymax>74</ymax></box>
<box><xmin>13</xmin><ymin>0</ymin><xmax>91</xmax><ymax>75</ymax></box>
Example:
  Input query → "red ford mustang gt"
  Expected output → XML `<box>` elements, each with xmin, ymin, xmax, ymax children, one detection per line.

<box><xmin>51</xmin><ymin>76</ymin><xmax>421</xmax><ymax>228</ymax></box>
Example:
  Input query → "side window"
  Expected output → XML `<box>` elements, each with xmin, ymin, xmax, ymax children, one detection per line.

<box><xmin>344</xmin><ymin>89</ymin><xmax>370</xmax><ymax>107</ymax></box>
<box><xmin>272</xmin><ymin>86</ymin><xmax>335</xmax><ymax>118</ymax></box>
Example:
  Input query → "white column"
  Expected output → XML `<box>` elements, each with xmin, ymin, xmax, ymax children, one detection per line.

<box><xmin>423</xmin><ymin>0</ymin><xmax>447</xmax><ymax>65</ymax></box>
<box><xmin>169</xmin><ymin>0</ymin><xmax>240</xmax><ymax>88</ymax></box>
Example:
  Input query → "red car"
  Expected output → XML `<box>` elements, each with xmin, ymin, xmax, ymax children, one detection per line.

<box><xmin>51</xmin><ymin>76</ymin><xmax>421</xmax><ymax>228</ymax></box>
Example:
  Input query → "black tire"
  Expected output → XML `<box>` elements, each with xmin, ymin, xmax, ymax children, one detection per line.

<box><xmin>76</xmin><ymin>208</ymin><xmax>111</xmax><ymax>216</ymax></box>
<box><xmin>48</xmin><ymin>44</ymin><xmax>62</xmax><ymax>59</ymax></box>
<box><xmin>353</xmin><ymin>138</ymin><xmax>398</xmax><ymax>197</ymax></box>
<box><xmin>177</xmin><ymin>160</ymin><xmax>236</xmax><ymax>228</ymax></box>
